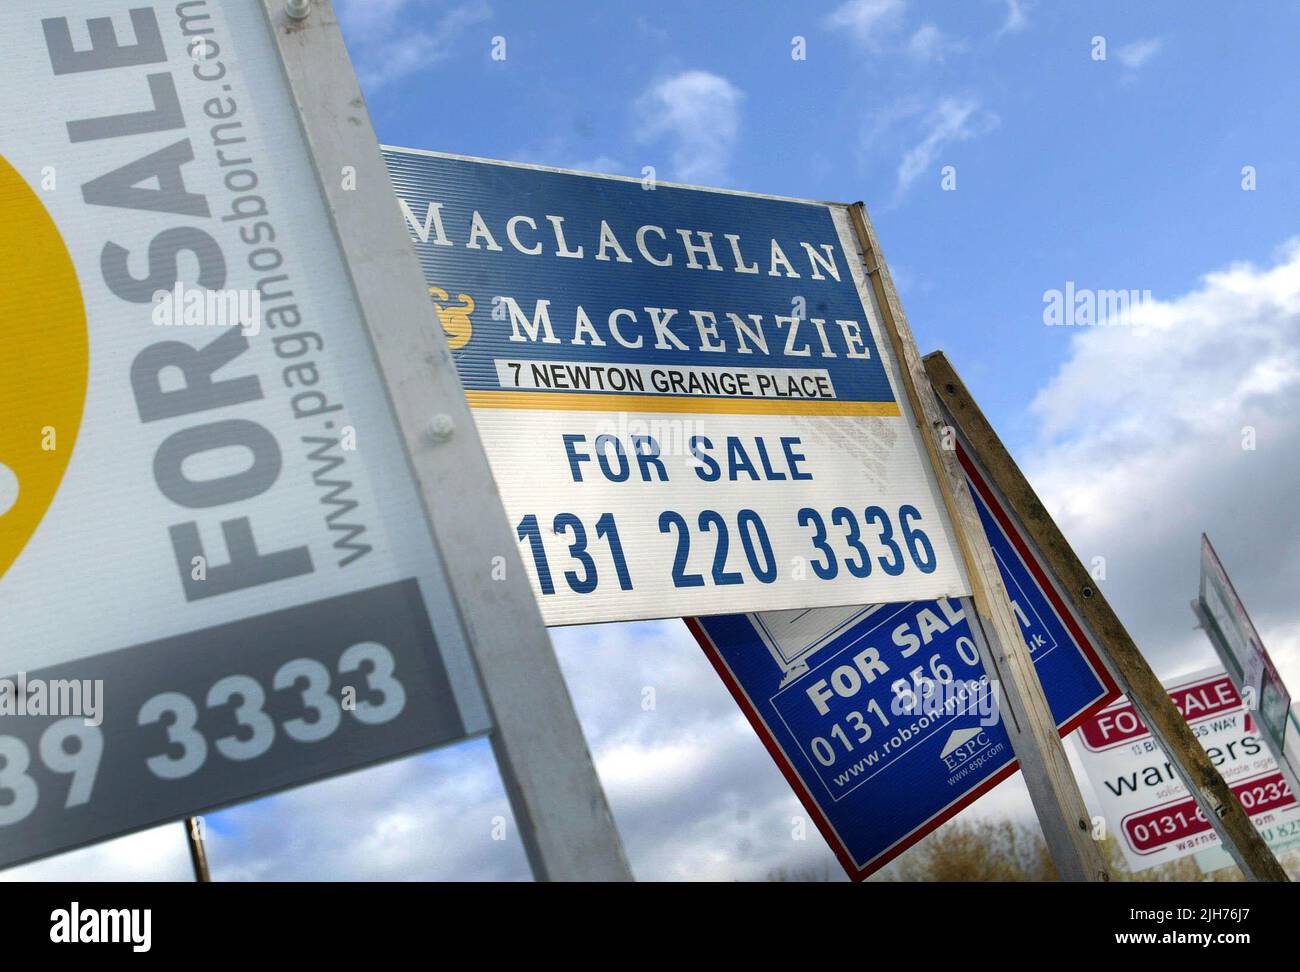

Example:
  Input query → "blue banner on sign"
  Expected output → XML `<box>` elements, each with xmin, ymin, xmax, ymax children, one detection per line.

<box><xmin>384</xmin><ymin>150</ymin><xmax>896</xmax><ymax>415</ymax></box>
<box><xmin>690</xmin><ymin>457</ymin><xmax>1116</xmax><ymax>878</ymax></box>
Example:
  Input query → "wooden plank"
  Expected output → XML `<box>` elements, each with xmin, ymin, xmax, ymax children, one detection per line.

<box><xmin>924</xmin><ymin>350</ymin><xmax>1289</xmax><ymax>882</ymax></box>
<box><xmin>846</xmin><ymin>204</ymin><xmax>1109</xmax><ymax>881</ymax></box>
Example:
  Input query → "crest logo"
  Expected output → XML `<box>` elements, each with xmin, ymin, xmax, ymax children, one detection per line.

<box><xmin>429</xmin><ymin>286</ymin><xmax>474</xmax><ymax>350</ymax></box>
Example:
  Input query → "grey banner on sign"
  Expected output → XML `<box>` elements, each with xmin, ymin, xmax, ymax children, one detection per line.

<box><xmin>0</xmin><ymin>580</ymin><xmax>468</xmax><ymax>870</ymax></box>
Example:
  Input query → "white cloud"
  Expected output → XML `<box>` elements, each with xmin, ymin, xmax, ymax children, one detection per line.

<box><xmin>823</xmin><ymin>0</ymin><xmax>907</xmax><ymax>49</ymax></box>
<box><xmin>549</xmin><ymin>619</ymin><xmax>842</xmax><ymax>881</ymax></box>
<box><xmin>4</xmin><ymin>741</ymin><xmax>532</xmax><ymax>881</ymax></box>
<box><xmin>567</xmin><ymin>155</ymin><xmax>624</xmax><ymax>176</ymax></box>
<box><xmin>1024</xmin><ymin>240</ymin><xmax>1300</xmax><ymax>684</ymax></box>
<box><xmin>336</xmin><ymin>0</ymin><xmax>412</xmax><ymax>37</ymax></box>
<box><xmin>336</xmin><ymin>0</ymin><xmax>491</xmax><ymax>91</ymax></box>
<box><xmin>513</xmin><ymin>136</ymin><xmax>625</xmax><ymax>177</ymax></box>
<box><xmin>1</xmin><ymin>823</ymin><xmax>192</xmax><ymax>882</ymax></box>
<box><xmin>1116</xmin><ymin>37</ymin><xmax>1163</xmax><ymax>70</ymax></box>
<box><xmin>996</xmin><ymin>0</ymin><xmax>1030</xmax><ymax>36</ymax></box>
<box><xmin>893</xmin><ymin>97</ymin><xmax>999</xmax><ymax>197</ymax></box>
<box><xmin>209</xmin><ymin>740</ymin><xmax>531</xmax><ymax>881</ymax></box>
<box><xmin>635</xmin><ymin>70</ymin><xmax>743</xmax><ymax>185</ymax></box>
<box><xmin>907</xmin><ymin>23</ymin><xmax>965</xmax><ymax>63</ymax></box>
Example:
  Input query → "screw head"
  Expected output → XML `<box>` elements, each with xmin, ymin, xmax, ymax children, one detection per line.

<box><xmin>428</xmin><ymin>413</ymin><xmax>454</xmax><ymax>442</ymax></box>
<box><xmin>286</xmin><ymin>0</ymin><xmax>311</xmax><ymax>20</ymax></box>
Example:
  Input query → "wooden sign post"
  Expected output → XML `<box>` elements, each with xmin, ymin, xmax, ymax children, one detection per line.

<box><xmin>923</xmin><ymin>350</ymin><xmax>1289</xmax><ymax>882</ymax></box>
<box><xmin>184</xmin><ymin>818</ymin><xmax>210</xmax><ymax>883</ymax></box>
<box><xmin>848</xmin><ymin>206</ymin><xmax>1110</xmax><ymax>881</ymax></box>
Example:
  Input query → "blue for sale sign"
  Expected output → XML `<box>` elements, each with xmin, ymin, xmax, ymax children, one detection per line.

<box><xmin>689</xmin><ymin>446</ymin><xmax>1118</xmax><ymax>879</ymax></box>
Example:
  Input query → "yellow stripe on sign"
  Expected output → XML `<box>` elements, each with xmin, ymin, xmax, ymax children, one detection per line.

<box><xmin>464</xmin><ymin>390</ymin><xmax>902</xmax><ymax>417</ymax></box>
<box><xmin>0</xmin><ymin>154</ymin><xmax>89</xmax><ymax>582</ymax></box>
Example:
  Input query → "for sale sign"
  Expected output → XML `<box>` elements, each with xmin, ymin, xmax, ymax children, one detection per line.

<box><xmin>690</xmin><ymin>447</ymin><xmax>1117</xmax><ymax>879</ymax></box>
<box><xmin>386</xmin><ymin>148</ymin><xmax>971</xmax><ymax>625</ymax></box>
<box><xmin>1198</xmin><ymin>535</ymin><xmax>1293</xmax><ymax>760</ymax></box>
<box><xmin>1075</xmin><ymin>667</ymin><xmax>1300</xmax><ymax>871</ymax></box>
<box><xmin>0</xmin><ymin>1</ymin><xmax>489</xmax><ymax>869</ymax></box>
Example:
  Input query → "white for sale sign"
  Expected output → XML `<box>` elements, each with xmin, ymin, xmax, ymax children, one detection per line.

<box><xmin>385</xmin><ymin>148</ymin><xmax>972</xmax><ymax>624</ymax></box>
<box><xmin>1075</xmin><ymin>667</ymin><xmax>1300</xmax><ymax>871</ymax></box>
<box><xmin>0</xmin><ymin>0</ymin><xmax>490</xmax><ymax>870</ymax></box>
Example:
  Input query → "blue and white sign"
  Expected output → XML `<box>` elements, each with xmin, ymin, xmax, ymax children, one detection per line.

<box><xmin>690</xmin><ymin>449</ymin><xmax>1118</xmax><ymax>879</ymax></box>
<box><xmin>385</xmin><ymin>149</ymin><xmax>971</xmax><ymax>624</ymax></box>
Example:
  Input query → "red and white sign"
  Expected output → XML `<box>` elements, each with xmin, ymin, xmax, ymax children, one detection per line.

<box><xmin>1074</xmin><ymin>667</ymin><xmax>1300</xmax><ymax>871</ymax></box>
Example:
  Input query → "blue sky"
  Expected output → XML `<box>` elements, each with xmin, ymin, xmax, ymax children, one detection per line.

<box><xmin>348</xmin><ymin>0</ymin><xmax>1300</xmax><ymax>443</ymax></box>
<box><xmin>10</xmin><ymin>0</ymin><xmax>1300</xmax><ymax>882</ymax></box>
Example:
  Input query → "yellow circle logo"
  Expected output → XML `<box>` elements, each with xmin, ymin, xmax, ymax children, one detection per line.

<box><xmin>0</xmin><ymin>153</ymin><xmax>88</xmax><ymax>581</ymax></box>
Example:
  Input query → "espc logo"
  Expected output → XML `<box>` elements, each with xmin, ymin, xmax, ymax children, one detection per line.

<box><xmin>940</xmin><ymin>727</ymin><xmax>993</xmax><ymax>770</ymax></box>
